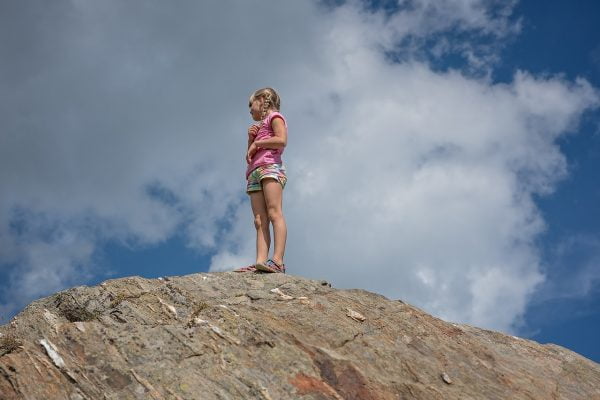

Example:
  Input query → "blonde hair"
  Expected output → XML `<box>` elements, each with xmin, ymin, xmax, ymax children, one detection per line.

<box><xmin>249</xmin><ymin>87</ymin><xmax>281</xmax><ymax>121</ymax></box>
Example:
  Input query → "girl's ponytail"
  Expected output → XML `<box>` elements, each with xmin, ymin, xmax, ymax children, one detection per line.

<box><xmin>261</xmin><ymin>92</ymin><xmax>273</xmax><ymax>121</ymax></box>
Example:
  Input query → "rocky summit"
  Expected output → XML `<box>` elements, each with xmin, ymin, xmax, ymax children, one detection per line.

<box><xmin>0</xmin><ymin>272</ymin><xmax>599</xmax><ymax>400</ymax></box>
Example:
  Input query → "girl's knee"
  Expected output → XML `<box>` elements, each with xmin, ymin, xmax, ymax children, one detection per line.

<box><xmin>254</xmin><ymin>214</ymin><xmax>264</xmax><ymax>230</ymax></box>
<box><xmin>267</xmin><ymin>207</ymin><xmax>283</xmax><ymax>223</ymax></box>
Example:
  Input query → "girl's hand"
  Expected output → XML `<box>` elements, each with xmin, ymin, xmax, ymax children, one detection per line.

<box><xmin>248</xmin><ymin>124</ymin><xmax>260</xmax><ymax>140</ymax></box>
<box><xmin>246</xmin><ymin>142</ymin><xmax>258</xmax><ymax>164</ymax></box>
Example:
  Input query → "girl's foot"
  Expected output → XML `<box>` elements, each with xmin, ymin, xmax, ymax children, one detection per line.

<box><xmin>255</xmin><ymin>259</ymin><xmax>286</xmax><ymax>273</ymax></box>
<box><xmin>233</xmin><ymin>264</ymin><xmax>257</xmax><ymax>272</ymax></box>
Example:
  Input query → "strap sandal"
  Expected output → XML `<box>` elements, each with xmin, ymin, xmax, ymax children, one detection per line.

<box><xmin>234</xmin><ymin>265</ymin><xmax>257</xmax><ymax>272</ymax></box>
<box><xmin>255</xmin><ymin>259</ymin><xmax>286</xmax><ymax>273</ymax></box>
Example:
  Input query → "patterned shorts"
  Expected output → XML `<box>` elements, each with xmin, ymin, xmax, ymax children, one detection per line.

<box><xmin>246</xmin><ymin>164</ymin><xmax>287</xmax><ymax>193</ymax></box>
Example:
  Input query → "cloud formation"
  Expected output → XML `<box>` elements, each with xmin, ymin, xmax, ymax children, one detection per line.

<box><xmin>0</xmin><ymin>1</ymin><xmax>597</xmax><ymax>332</ymax></box>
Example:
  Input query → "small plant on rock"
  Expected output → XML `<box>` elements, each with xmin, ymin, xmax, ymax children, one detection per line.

<box><xmin>55</xmin><ymin>293</ymin><xmax>101</xmax><ymax>322</ymax></box>
<box><xmin>0</xmin><ymin>333</ymin><xmax>23</xmax><ymax>357</ymax></box>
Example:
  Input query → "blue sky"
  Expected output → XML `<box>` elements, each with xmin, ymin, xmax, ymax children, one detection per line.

<box><xmin>1</xmin><ymin>0</ymin><xmax>599</xmax><ymax>363</ymax></box>
<box><xmin>503</xmin><ymin>0</ymin><xmax>600</xmax><ymax>362</ymax></box>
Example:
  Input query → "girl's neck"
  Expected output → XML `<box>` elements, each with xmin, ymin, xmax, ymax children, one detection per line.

<box><xmin>261</xmin><ymin>108</ymin><xmax>278</xmax><ymax>120</ymax></box>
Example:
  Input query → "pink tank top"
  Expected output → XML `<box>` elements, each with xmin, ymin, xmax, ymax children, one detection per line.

<box><xmin>246</xmin><ymin>111</ymin><xmax>287</xmax><ymax>178</ymax></box>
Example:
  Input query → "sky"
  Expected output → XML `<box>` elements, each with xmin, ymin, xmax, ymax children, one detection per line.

<box><xmin>1</xmin><ymin>0</ymin><xmax>599</xmax><ymax>362</ymax></box>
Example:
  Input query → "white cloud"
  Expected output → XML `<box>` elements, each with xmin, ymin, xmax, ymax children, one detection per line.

<box><xmin>0</xmin><ymin>221</ymin><xmax>97</xmax><ymax>320</ymax></box>
<box><xmin>0</xmin><ymin>1</ymin><xmax>598</xmax><ymax>332</ymax></box>
<box><xmin>212</xmin><ymin>3</ymin><xmax>598</xmax><ymax>332</ymax></box>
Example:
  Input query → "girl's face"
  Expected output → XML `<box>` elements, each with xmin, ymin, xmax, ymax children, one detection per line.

<box><xmin>249</xmin><ymin>98</ymin><xmax>263</xmax><ymax>121</ymax></box>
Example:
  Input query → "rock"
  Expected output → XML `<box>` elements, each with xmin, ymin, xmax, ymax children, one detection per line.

<box><xmin>270</xmin><ymin>287</ymin><xmax>294</xmax><ymax>300</ymax></box>
<box><xmin>39</xmin><ymin>338</ymin><xmax>66</xmax><ymax>369</ymax></box>
<box><xmin>0</xmin><ymin>271</ymin><xmax>599</xmax><ymax>399</ymax></box>
<box><xmin>441</xmin><ymin>372</ymin><xmax>453</xmax><ymax>384</ymax></box>
<box><xmin>346</xmin><ymin>307</ymin><xmax>366</xmax><ymax>322</ymax></box>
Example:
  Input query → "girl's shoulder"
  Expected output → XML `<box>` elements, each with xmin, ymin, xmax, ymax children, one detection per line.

<box><xmin>265</xmin><ymin>111</ymin><xmax>287</xmax><ymax>126</ymax></box>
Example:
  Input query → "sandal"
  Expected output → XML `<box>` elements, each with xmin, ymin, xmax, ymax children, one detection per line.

<box><xmin>255</xmin><ymin>259</ymin><xmax>286</xmax><ymax>273</ymax></box>
<box><xmin>233</xmin><ymin>265</ymin><xmax>257</xmax><ymax>272</ymax></box>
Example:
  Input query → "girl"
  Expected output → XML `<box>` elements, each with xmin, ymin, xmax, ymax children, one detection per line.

<box><xmin>235</xmin><ymin>88</ymin><xmax>288</xmax><ymax>273</ymax></box>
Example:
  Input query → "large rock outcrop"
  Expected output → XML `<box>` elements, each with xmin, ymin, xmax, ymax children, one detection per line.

<box><xmin>0</xmin><ymin>272</ymin><xmax>599</xmax><ymax>399</ymax></box>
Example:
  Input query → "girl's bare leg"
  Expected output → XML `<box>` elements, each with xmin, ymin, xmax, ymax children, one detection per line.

<box><xmin>262</xmin><ymin>178</ymin><xmax>287</xmax><ymax>265</ymax></box>
<box><xmin>250</xmin><ymin>191</ymin><xmax>270</xmax><ymax>264</ymax></box>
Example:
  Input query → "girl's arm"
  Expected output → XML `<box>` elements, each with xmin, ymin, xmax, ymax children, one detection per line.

<box><xmin>253</xmin><ymin>118</ymin><xmax>287</xmax><ymax>149</ymax></box>
<box><xmin>247</xmin><ymin>124</ymin><xmax>259</xmax><ymax>149</ymax></box>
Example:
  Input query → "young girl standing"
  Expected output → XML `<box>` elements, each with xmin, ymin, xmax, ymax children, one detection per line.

<box><xmin>236</xmin><ymin>87</ymin><xmax>288</xmax><ymax>273</ymax></box>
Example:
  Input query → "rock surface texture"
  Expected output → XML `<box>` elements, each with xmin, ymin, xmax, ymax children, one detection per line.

<box><xmin>0</xmin><ymin>272</ymin><xmax>599</xmax><ymax>399</ymax></box>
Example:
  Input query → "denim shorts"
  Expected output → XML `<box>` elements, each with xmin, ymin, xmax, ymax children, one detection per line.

<box><xmin>246</xmin><ymin>164</ymin><xmax>287</xmax><ymax>193</ymax></box>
